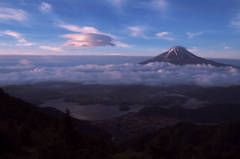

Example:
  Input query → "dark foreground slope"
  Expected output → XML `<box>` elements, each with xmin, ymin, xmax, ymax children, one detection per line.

<box><xmin>0</xmin><ymin>88</ymin><xmax>115</xmax><ymax>159</ymax></box>
<box><xmin>1</xmin><ymin>88</ymin><xmax>240</xmax><ymax>159</ymax></box>
<box><xmin>122</xmin><ymin>122</ymin><xmax>240</xmax><ymax>159</ymax></box>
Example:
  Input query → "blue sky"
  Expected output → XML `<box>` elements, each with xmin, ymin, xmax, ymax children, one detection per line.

<box><xmin>0</xmin><ymin>0</ymin><xmax>240</xmax><ymax>58</ymax></box>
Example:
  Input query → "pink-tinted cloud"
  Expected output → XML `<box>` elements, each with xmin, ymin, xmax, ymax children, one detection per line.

<box><xmin>114</xmin><ymin>41</ymin><xmax>133</xmax><ymax>47</ymax></box>
<box><xmin>58</xmin><ymin>24</ymin><xmax>99</xmax><ymax>33</ymax></box>
<box><xmin>17</xmin><ymin>43</ymin><xmax>37</xmax><ymax>46</ymax></box>
<box><xmin>3</xmin><ymin>30</ymin><xmax>26</xmax><ymax>42</ymax></box>
<box><xmin>39</xmin><ymin>46</ymin><xmax>64</xmax><ymax>51</ymax></box>
<box><xmin>2</xmin><ymin>30</ymin><xmax>36</xmax><ymax>46</ymax></box>
<box><xmin>58</xmin><ymin>23</ymin><xmax>131</xmax><ymax>48</ymax></box>
<box><xmin>0</xmin><ymin>43</ymin><xmax>11</xmax><ymax>46</ymax></box>
<box><xmin>61</xmin><ymin>33</ymin><xmax>116</xmax><ymax>47</ymax></box>
<box><xmin>0</xmin><ymin>7</ymin><xmax>29</xmax><ymax>22</ymax></box>
<box><xmin>19</xmin><ymin>59</ymin><xmax>31</xmax><ymax>65</ymax></box>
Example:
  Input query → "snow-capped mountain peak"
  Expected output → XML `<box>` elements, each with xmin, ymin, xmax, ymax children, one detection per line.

<box><xmin>139</xmin><ymin>46</ymin><xmax>236</xmax><ymax>67</ymax></box>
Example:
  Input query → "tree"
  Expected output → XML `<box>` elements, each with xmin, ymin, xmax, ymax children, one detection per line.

<box><xmin>62</xmin><ymin>108</ymin><xmax>80</xmax><ymax>150</ymax></box>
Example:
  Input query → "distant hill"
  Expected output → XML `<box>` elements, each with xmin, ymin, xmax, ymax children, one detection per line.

<box><xmin>138</xmin><ymin>103</ymin><xmax>240</xmax><ymax>123</ymax></box>
<box><xmin>140</xmin><ymin>46</ymin><xmax>238</xmax><ymax>67</ymax></box>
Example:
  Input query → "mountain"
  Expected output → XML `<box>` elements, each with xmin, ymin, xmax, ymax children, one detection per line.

<box><xmin>138</xmin><ymin>103</ymin><xmax>240</xmax><ymax>123</ymax></box>
<box><xmin>0</xmin><ymin>88</ymin><xmax>115</xmax><ymax>158</ymax></box>
<box><xmin>140</xmin><ymin>46</ymin><xmax>236</xmax><ymax>67</ymax></box>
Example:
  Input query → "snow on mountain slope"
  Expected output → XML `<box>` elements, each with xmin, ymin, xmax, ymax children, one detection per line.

<box><xmin>140</xmin><ymin>46</ymin><xmax>236</xmax><ymax>67</ymax></box>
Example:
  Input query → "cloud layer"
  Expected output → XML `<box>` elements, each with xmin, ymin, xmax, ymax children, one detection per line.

<box><xmin>0</xmin><ymin>62</ymin><xmax>239</xmax><ymax>87</ymax></box>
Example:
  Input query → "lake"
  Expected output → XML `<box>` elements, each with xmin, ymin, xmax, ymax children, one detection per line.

<box><xmin>39</xmin><ymin>98</ymin><xmax>145</xmax><ymax>120</ymax></box>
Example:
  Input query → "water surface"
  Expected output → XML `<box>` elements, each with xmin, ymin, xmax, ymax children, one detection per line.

<box><xmin>39</xmin><ymin>98</ymin><xmax>145</xmax><ymax>120</ymax></box>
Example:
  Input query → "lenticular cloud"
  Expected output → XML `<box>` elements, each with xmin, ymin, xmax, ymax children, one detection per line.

<box><xmin>0</xmin><ymin>63</ymin><xmax>239</xmax><ymax>87</ymax></box>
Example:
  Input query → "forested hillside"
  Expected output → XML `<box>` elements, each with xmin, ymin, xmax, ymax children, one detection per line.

<box><xmin>138</xmin><ymin>103</ymin><xmax>240</xmax><ymax>123</ymax></box>
<box><xmin>1</xmin><ymin>88</ymin><xmax>240</xmax><ymax>159</ymax></box>
<box><xmin>0</xmin><ymin>88</ymin><xmax>116</xmax><ymax>159</ymax></box>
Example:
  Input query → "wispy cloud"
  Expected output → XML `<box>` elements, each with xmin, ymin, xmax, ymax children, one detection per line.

<box><xmin>39</xmin><ymin>46</ymin><xmax>63</xmax><ymax>51</ymax></box>
<box><xmin>2</xmin><ymin>30</ymin><xmax>36</xmax><ymax>46</ymax></box>
<box><xmin>139</xmin><ymin>0</ymin><xmax>167</xmax><ymax>10</ymax></box>
<box><xmin>186</xmin><ymin>32</ymin><xmax>203</xmax><ymax>38</ymax></box>
<box><xmin>17</xmin><ymin>43</ymin><xmax>37</xmax><ymax>46</ymax></box>
<box><xmin>39</xmin><ymin>2</ymin><xmax>52</xmax><ymax>13</ymax></box>
<box><xmin>3</xmin><ymin>30</ymin><xmax>27</xmax><ymax>42</ymax></box>
<box><xmin>188</xmin><ymin>47</ymin><xmax>198</xmax><ymax>53</ymax></box>
<box><xmin>156</xmin><ymin>32</ymin><xmax>175</xmax><ymax>40</ymax></box>
<box><xmin>224</xmin><ymin>46</ymin><xmax>230</xmax><ymax>49</ymax></box>
<box><xmin>128</xmin><ymin>26</ymin><xmax>147</xmax><ymax>38</ymax></box>
<box><xmin>220</xmin><ymin>43</ymin><xmax>232</xmax><ymax>50</ymax></box>
<box><xmin>230</xmin><ymin>21</ymin><xmax>240</xmax><ymax>30</ymax></box>
<box><xmin>138</xmin><ymin>0</ymin><xmax>168</xmax><ymax>17</ymax></box>
<box><xmin>107</xmin><ymin>0</ymin><xmax>125</xmax><ymax>7</ymax></box>
<box><xmin>156</xmin><ymin>32</ymin><xmax>168</xmax><ymax>37</ymax></box>
<box><xmin>230</xmin><ymin>12</ymin><xmax>240</xmax><ymax>31</ymax></box>
<box><xmin>57</xmin><ymin>23</ymin><xmax>115</xmax><ymax>38</ymax></box>
<box><xmin>58</xmin><ymin>24</ymin><xmax>99</xmax><ymax>33</ymax></box>
<box><xmin>0</xmin><ymin>43</ymin><xmax>11</xmax><ymax>46</ymax></box>
<box><xmin>114</xmin><ymin>41</ymin><xmax>133</xmax><ymax>47</ymax></box>
<box><xmin>151</xmin><ymin>0</ymin><xmax>167</xmax><ymax>10</ymax></box>
<box><xmin>60</xmin><ymin>33</ymin><xmax>116</xmax><ymax>47</ymax></box>
<box><xmin>0</xmin><ymin>7</ymin><xmax>29</xmax><ymax>22</ymax></box>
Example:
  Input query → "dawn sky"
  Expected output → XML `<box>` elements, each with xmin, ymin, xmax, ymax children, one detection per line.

<box><xmin>0</xmin><ymin>0</ymin><xmax>240</xmax><ymax>58</ymax></box>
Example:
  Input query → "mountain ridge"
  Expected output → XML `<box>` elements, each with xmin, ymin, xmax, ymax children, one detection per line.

<box><xmin>140</xmin><ymin>46</ymin><xmax>238</xmax><ymax>68</ymax></box>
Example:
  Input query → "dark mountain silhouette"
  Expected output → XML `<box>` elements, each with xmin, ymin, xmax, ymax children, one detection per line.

<box><xmin>138</xmin><ymin>103</ymin><xmax>240</xmax><ymax>123</ymax></box>
<box><xmin>0</xmin><ymin>88</ymin><xmax>115</xmax><ymax>158</ymax></box>
<box><xmin>140</xmin><ymin>46</ymin><xmax>238</xmax><ymax>67</ymax></box>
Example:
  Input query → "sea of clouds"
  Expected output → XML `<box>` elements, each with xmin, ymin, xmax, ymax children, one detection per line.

<box><xmin>0</xmin><ymin>62</ymin><xmax>239</xmax><ymax>87</ymax></box>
